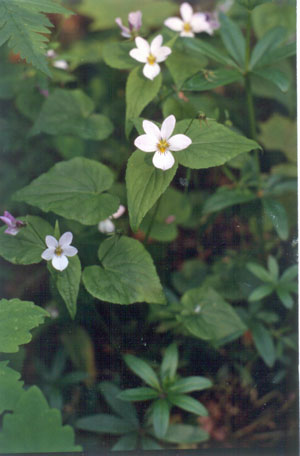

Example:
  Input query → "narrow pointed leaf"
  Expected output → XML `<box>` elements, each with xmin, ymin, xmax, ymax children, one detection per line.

<box><xmin>169</xmin><ymin>376</ymin><xmax>212</xmax><ymax>394</ymax></box>
<box><xmin>169</xmin><ymin>394</ymin><xmax>208</xmax><ymax>416</ymax></box>
<box><xmin>152</xmin><ymin>399</ymin><xmax>170</xmax><ymax>439</ymax></box>
<box><xmin>251</xmin><ymin>323</ymin><xmax>276</xmax><ymax>367</ymax></box>
<box><xmin>219</xmin><ymin>13</ymin><xmax>245</xmax><ymax>67</ymax></box>
<box><xmin>123</xmin><ymin>354</ymin><xmax>161</xmax><ymax>390</ymax></box>
<box><xmin>118</xmin><ymin>387</ymin><xmax>159</xmax><ymax>402</ymax></box>
<box><xmin>160</xmin><ymin>343</ymin><xmax>178</xmax><ymax>380</ymax></box>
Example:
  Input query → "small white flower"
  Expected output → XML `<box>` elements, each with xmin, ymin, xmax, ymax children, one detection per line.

<box><xmin>98</xmin><ymin>205</ymin><xmax>126</xmax><ymax>234</ymax></box>
<box><xmin>53</xmin><ymin>59</ymin><xmax>69</xmax><ymax>70</ymax></box>
<box><xmin>134</xmin><ymin>115</ymin><xmax>192</xmax><ymax>171</ymax></box>
<box><xmin>164</xmin><ymin>2</ymin><xmax>216</xmax><ymax>37</ymax></box>
<box><xmin>115</xmin><ymin>10</ymin><xmax>142</xmax><ymax>38</ymax></box>
<box><xmin>129</xmin><ymin>34</ymin><xmax>171</xmax><ymax>80</ymax></box>
<box><xmin>41</xmin><ymin>232</ymin><xmax>78</xmax><ymax>271</ymax></box>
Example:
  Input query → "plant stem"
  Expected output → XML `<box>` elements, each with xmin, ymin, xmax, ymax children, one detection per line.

<box><xmin>143</xmin><ymin>197</ymin><xmax>161</xmax><ymax>245</ymax></box>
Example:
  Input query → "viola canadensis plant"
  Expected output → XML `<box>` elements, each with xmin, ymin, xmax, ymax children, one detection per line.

<box><xmin>0</xmin><ymin>0</ymin><xmax>296</xmax><ymax>452</ymax></box>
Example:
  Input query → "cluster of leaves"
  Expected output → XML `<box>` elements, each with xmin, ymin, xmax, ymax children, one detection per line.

<box><xmin>0</xmin><ymin>0</ymin><xmax>297</xmax><ymax>452</ymax></box>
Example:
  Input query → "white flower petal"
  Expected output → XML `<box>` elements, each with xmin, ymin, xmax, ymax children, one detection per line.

<box><xmin>135</xmin><ymin>36</ymin><xmax>150</xmax><ymax>54</ymax></box>
<box><xmin>5</xmin><ymin>227</ymin><xmax>19</xmax><ymax>236</ymax></box>
<box><xmin>129</xmin><ymin>48</ymin><xmax>147</xmax><ymax>63</ymax></box>
<box><xmin>164</xmin><ymin>17</ymin><xmax>184</xmax><ymax>32</ymax></box>
<box><xmin>53</xmin><ymin>60</ymin><xmax>68</xmax><ymax>70</ymax></box>
<box><xmin>59</xmin><ymin>232</ymin><xmax>73</xmax><ymax>247</ymax></box>
<box><xmin>63</xmin><ymin>246</ymin><xmax>78</xmax><ymax>257</ymax></box>
<box><xmin>191</xmin><ymin>13</ymin><xmax>211</xmax><ymax>33</ymax></box>
<box><xmin>150</xmin><ymin>34</ymin><xmax>163</xmax><ymax>55</ymax></box>
<box><xmin>152</xmin><ymin>150</ymin><xmax>175</xmax><ymax>171</ymax></box>
<box><xmin>52</xmin><ymin>254</ymin><xmax>69</xmax><ymax>271</ymax></box>
<box><xmin>180</xmin><ymin>2</ymin><xmax>193</xmax><ymax>22</ymax></box>
<box><xmin>143</xmin><ymin>120</ymin><xmax>161</xmax><ymax>139</ymax></box>
<box><xmin>180</xmin><ymin>30</ymin><xmax>195</xmax><ymax>37</ymax></box>
<box><xmin>134</xmin><ymin>134</ymin><xmax>157</xmax><ymax>152</ymax></box>
<box><xmin>98</xmin><ymin>219</ymin><xmax>115</xmax><ymax>234</ymax></box>
<box><xmin>41</xmin><ymin>247</ymin><xmax>55</xmax><ymax>261</ymax></box>
<box><xmin>161</xmin><ymin>115</ymin><xmax>176</xmax><ymax>140</ymax></box>
<box><xmin>168</xmin><ymin>134</ymin><xmax>192</xmax><ymax>151</ymax></box>
<box><xmin>112</xmin><ymin>204</ymin><xmax>126</xmax><ymax>219</ymax></box>
<box><xmin>45</xmin><ymin>235</ymin><xmax>58</xmax><ymax>248</ymax></box>
<box><xmin>155</xmin><ymin>46</ymin><xmax>172</xmax><ymax>63</ymax></box>
<box><xmin>143</xmin><ymin>62</ymin><xmax>160</xmax><ymax>80</ymax></box>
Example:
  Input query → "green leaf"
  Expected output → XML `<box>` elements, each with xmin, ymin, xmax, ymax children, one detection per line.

<box><xmin>126</xmin><ymin>150</ymin><xmax>177</xmax><ymax>231</ymax></box>
<box><xmin>276</xmin><ymin>289</ymin><xmax>293</xmax><ymax>309</ymax></box>
<box><xmin>141</xmin><ymin>437</ymin><xmax>162</xmax><ymax>450</ymax></box>
<box><xmin>219</xmin><ymin>13</ymin><xmax>245</xmax><ymax>67</ymax></box>
<box><xmin>0</xmin><ymin>0</ymin><xmax>71</xmax><ymax>76</ymax></box>
<box><xmin>112</xmin><ymin>433</ymin><xmax>138</xmax><ymax>451</ymax></box>
<box><xmin>0</xmin><ymin>362</ymin><xmax>24</xmax><ymax>413</ymax></box>
<box><xmin>31</xmin><ymin>89</ymin><xmax>113</xmax><ymax>140</ymax></box>
<box><xmin>280</xmin><ymin>265</ymin><xmax>298</xmax><ymax>283</ymax></box>
<box><xmin>252</xmin><ymin>68</ymin><xmax>290</xmax><ymax>92</ymax></box>
<box><xmin>125</xmin><ymin>67</ymin><xmax>162</xmax><ymax>137</ymax></box>
<box><xmin>76</xmin><ymin>0</ymin><xmax>177</xmax><ymax>31</ymax></box>
<box><xmin>250</xmin><ymin>27</ymin><xmax>287</xmax><ymax>69</ymax></box>
<box><xmin>166</xmin><ymin>41</ymin><xmax>207</xmax><ymax>89</ymax></box>
<box><xmin>251</xmin><ymin>322</ymin><xmax>276</xmax><ymax>367</ymax></box>
<box><xmin>103</xmin><ymin>41</ymin><xmax>136</xmax><ymax>69</ymax></box>
<box><xmin>248</xmin><ymin>284</ymin><xmax>274</xmax><ymax>302</ymax></box>
<box><xmin>152</xmin><ymin>399</ymin><xmax>170</xmax><ymax>439</ymax></box>
<box><xmin>169</xmin><ymin>376</ymin><xmax>212</xmax><ymax>394</ymax></box>
<box><xmin>123</xmin><ymin>354</ymin><xmax>161</xmax><ymax>390</ymax></box>
<box><xmin>160</xmin><ymin>343</ymin><xmax>178</xmax><ymax>380</ymax></box>
<box><xmin>183</xmin><ymin>68</ymin><xmax>243</xmax><ymax>92</ymax></box>
<box><xmin>49</xmin><ymin>256</ymin><xmax>81</xmax><ymax>319</ymax></box>
<box><xmin>237</xmin><ymin>0</ymin><xmax>272</xmax><ymax>10</ymax></box>
<box><xmin>258</xmin><ymin>115</ymin><xmax>296</xmax><ymax>164</ymax></box>
<box><xmin>0</xmin><ymin>386</ymin><xmax>81</xmax><ymax>452</ymax></box>
<box><xmin>0</xmin><ymin>299</ymin><xmax>49</xmax><ymax>353</ymax></box>
<box><xmin>169</xmin><ymin>394</ymin><xmax>208</xmax><ymax>416</ymax></box>
<box><xmin>267</xmin><ymin>255</ymin><xmax>279</xmax><ymax>281</ymax></box>
<box><xmin>202</xmin><ymin>187</ymin><xmax>257</xmax><ymax>214</ymax></box>
<box><xmin>179</xmin><ymin>287</ymin><xmax>246</xmax><ymax>342</ymax></box>
<box><xmin>118</xmin><ymin>387</ymin><xmax>159</xmax><ymax>402</ymax></box>
<box><xmin>98</xmin><ymin>382</ymin><xmax>138</xmax><ymax>424</ymax></box>
<box><xmin>83</xmin><ymin>236</ymin><xmax>165</xmax><ymax>305</ymax></box>
<box><xmin>162</xmin><ymin>424</ymin><xmax>209</xmax><ymax>444</ymax></box>
<box><xmin>175</xmin><ymin>119</ymin><xmax>259</xmax><ymax>169</ymax></box>
<box><xmin>252</xmin><ymin>3</ymin><xmax>296</xmax><ymax>40</ymax></box>
<box><xmin>14</xmin><ymin>157</ymin><xmax>119</xmax><ymax>226</ymax></box>
<box><xmin>263</xmin><ymin>198</ymin><xmax>289</xmax><ymax>240</ymax></box>
<box><xmin>247</xmin><ymin>262</ymin><xmax>273</xmax><ymax>282</ymax></box>
<box><xmin>181</xmin><ymin>37</ymin><xmax>237</xmax><ymax>67</ymax></box>
<box><xmin>254</xmin><ymin>42</ymin><xmax>296</xmax><ymax>68</ymax></box>
<box><xmin>76</xmin><ymin>413</ymin><xmax>137</xmax><ymax>434</ymax></box>
<box><xmin>0</xmin><ymin>215</ymin><xmax>53</xmax><ymax>265</ymax></box>
<box><xmin>171</xmin><ymin>259</ymin><xmax>207</xmax><ymax>294</ymax></box>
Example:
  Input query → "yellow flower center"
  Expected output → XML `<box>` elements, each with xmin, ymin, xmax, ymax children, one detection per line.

<box><xmin>157</xmin><ymin>139</ymin><xmax>169</xmax><ymax>154</ymax></box>
<box><xmin>183</xmin><ymin>22</ymin><xmax>192</xmax><ymax>32</ymax></box>
<box><xmin>55</xmin><ymin>246</ymin><xmax>63</xmax><ymax>256</ymax></box>
<box><xmin>147</xmin><ymin>54</ymin><xmax>156</xmax><ymax>65</ymax></box>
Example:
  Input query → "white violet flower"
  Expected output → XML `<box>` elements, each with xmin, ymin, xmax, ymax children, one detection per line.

<box><xmin>98</xmin><ymin>205</ymin><xmax>126</xmax><ymax>234</ymax></box>
<box><xmin>164</xmin><ymin>2</ymin><xmax>217</xmax><ymax>37</ymax></box>
<box><xmin>115</xmin><ymin>11</ymin><xmax>142</xmax><ymax>38</ymax></box>
<box><xmin>134</xmin><ymin>115</ymin><xmax>192</xmax><ymax>171</ymax></box>
<box><xmin>41</xmin><ymin>232</ymin><xmax>78</xmax><ymax>271</ymax></box>
<box><xmin>129</xmin><ymin>34</ymin><xmax>171</xmax><ymax>80</ymax></box>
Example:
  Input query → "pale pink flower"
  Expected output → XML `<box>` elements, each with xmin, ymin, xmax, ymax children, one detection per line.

<box><xmin>0</xmin><ymin>211</ymin><xmax>25</xmax><ymax>235</ymax></box>
<box><xmin>115</xmin><ymin>11</ymin><xmax>142</xmax><ymax>38</ymax></box>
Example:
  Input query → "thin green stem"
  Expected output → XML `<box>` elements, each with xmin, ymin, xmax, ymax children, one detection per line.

<box><xmin>184</xmin><ymin>167</ymin><xmax>192</xmax><ymax>195</ymax></box>
<box><xmin>143</xmin><ymin>197</ymin><xmax>162</xmax><ymax>245</ymax></box>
